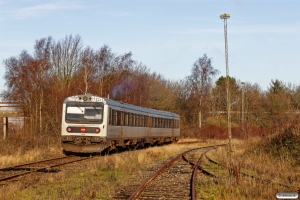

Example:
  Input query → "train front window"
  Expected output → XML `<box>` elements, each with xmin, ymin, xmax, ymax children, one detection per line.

<box><xmin>65</xmin><ymin>102</ymin><xmax>104</xmax><ymax>124</ymax></box>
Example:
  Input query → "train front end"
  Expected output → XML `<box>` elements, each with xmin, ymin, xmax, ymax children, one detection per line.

<box><xmin>61</xmin><ymin>94</ymin><xmax>108</xmax><ymax>154</ymax></box>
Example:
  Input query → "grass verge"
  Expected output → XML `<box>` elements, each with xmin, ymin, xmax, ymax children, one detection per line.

<box><xmin>1</xmin><ymin>140</ymin><xmax>212</xmax><ymax>199</ymax></box>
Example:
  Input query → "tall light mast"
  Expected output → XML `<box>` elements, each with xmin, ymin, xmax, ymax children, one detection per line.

<box><xmin>220</xmin><ymin>13</ymin><xmax>233</xmax><ymax>153</ymax></box>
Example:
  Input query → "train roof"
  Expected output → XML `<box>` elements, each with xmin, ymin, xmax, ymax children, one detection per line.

<box><xmin>64</xmin><ymin>94</ymin><xmax>180</xmax><ymax>118</ymax></box>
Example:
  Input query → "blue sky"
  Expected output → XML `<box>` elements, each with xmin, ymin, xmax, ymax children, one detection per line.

<box><xmin>0</xmin><ymin>0</ymin><xmax>299</xmax><ymax>92</ymax></box>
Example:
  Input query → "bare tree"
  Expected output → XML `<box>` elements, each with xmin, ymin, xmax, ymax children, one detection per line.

<box><xmin>51</xmin><ymin>34</ymin><xmax>83</xmax><ymax>90</ymax></box>
<box><xmin>188</xmin><ymin>54</ymin><xmax>219</xmax><ymax>128</ymax></box>
<box><xmin>32</xmin><ymin>37</ymin><xmax>52</xmax><ymax>133</ymax></box>
<box><xmin>1</xmin><ymin>36</ymin><xmax>53</xmax><ymax>134</ymax></box>
<box><xmin>94</xmin><ymin>45</ymin><xmax>115</xmax><ymax>96</ymax></box>
<box><xmin>80</xmin><ymin>46</ymin><xmax>96</xmax><ymax>94</ymax></box>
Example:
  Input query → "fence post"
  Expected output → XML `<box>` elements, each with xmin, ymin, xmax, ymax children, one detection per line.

<box><xmin>3</xmin><ymin>117</ymin><xmax>8</xmax><ymax>140</ymax></box>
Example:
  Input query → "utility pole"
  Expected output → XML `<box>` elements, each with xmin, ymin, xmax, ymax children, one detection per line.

<box><xmin>241</xmin><ymin>82</ymin><xmax>245</xmax><ymax>124</ymax></box>
<box><xmin>241</xmin><ymin>82</ymin><xmax>245</xmax><ymax>139</ymax></box>
<box><xmin>220</xmin><ymin>13</ymin><xmax>233</xmax><ymax>154</ymax></box>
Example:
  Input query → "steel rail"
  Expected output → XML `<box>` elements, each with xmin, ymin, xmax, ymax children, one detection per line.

<box><xmin>204</xmin><ymin>153</ymin><xmax>294</xmax><ymax>189</ymax></box>
<box><xmin>0</xmin><ymin>156</ymin><xmax>89</xmax><ymax>183</ymax></box>
<box><xmin>127</xmin><ymin>144</ymin><xmax>226</xmax><ymax>200</ymax></box>
<box><xmin>0</xmin><ymin>155</ymin><xmax>76</xmax><ymax>171</ymax></box>
<box><xmin>190</xmin><ymin>148</ymin><xmax>216</xmax><ymax>200</ymax></box>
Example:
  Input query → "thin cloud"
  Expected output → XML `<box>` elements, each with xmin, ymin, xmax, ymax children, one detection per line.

<box><xmin>0</xmin><ymin>41</ymin><xmax>32</xmax><ymax>48</ymax></box>
<box><xmin>230</xmin><ymin>24</ymin><xmax>300</xmax><ymax>35</ymax></box>
<box><xmin>0</xmin><ymin>1</ymin><xmax>94</xmax><ymax>21</ymax></box>
<box><xmin>102</xmin><ymin>11</ymin><xmax>130</xmax><ymax>17</ymax></box>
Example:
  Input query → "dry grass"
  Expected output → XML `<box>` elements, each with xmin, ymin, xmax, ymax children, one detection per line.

<box><xmin>201</xmin><ymin>136</ymin><xmax>300</xmax><ymax>199</ymax></box>
<box><xmin>0</xmin><ymin>146</ymin><xmax>63</xmax><ymax>167</ymax></box>
<box><xmin>2</xmin><ymin>130</ymin><xmax>299</xmax><ymax>199</ymax></box>
<box><xmin>0</xmin><ymin>131</ymin><xmax>63</xmax><ymax>166</ymax></box>
<box><xmin>0</xmin><ymin>140</ymin><xmax>211</xmax><ymax>199</ymax></box>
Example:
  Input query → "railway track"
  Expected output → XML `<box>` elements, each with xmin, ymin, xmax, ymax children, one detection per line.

<box><xmin>0</xmin><ymin>155</ymin><xmax>91</xmax><ymax>185</ymax></box>
<box><xmin>204</xmin><ymin>152</ymin><xmax>295</xmax><ymax>189</ymax></box>
<box><xmin>113</xmin><ymin>144</ymin><xmax>226</xmax><ymax>200</ymax></box>
<box><xmin>0</xmin><ymin>141</ymin><xmax>202</xmax><ymax>187</ymax></box>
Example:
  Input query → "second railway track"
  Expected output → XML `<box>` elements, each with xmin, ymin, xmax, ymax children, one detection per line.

<box><xmin>0</xmin><ymin>155</ymin><xmax>91</xmax><ymax>185</ymax></box>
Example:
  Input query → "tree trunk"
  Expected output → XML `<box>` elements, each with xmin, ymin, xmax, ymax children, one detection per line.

<box><xmin>198</xmin><ymin>110</ymin><xmax>202</xmax><ymax>129</ymax></box>
<box><xmin>199</xmin><ymin>97</ymin><xmax>202</xmax><ymax>128</ymax></box>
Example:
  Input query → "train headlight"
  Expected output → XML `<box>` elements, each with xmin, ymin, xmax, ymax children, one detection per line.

<box><xmin>62</xmin><ymin>136</ymin><xmax>74</xmax><ymax>141</ymax></box>
<box><xmin>67</xmin><ymin>127</ymin><xmax>72</xmax><ymax>132</ymax></box>
<box><xmin>91</xmin><ymin>136</ymin><xmax>102</xmax><ymax>142</ymax></box>
<box><xmin>95</xmin><ymin>128</ymin><xmax>100</xmax><ymax>133</ymax></box>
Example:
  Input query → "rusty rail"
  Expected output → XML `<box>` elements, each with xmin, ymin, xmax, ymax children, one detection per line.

<box><xmin>128</xmin><ymin>144</ymin><xmax>227</xmax><ymax>200</ymax></box>
<box><xmin>0</xmin><ymin>155</ymin><xmax>90</xmax><ymax>184</ymax></box>
<box><xmin>204</xmin><ymin>153</ymin><xmax>294</xmax><ymax>189</ymax></box>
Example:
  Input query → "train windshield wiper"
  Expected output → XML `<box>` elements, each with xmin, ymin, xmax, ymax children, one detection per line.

<box><xmin>75</xmin><ymin>103</ymin><xmax>83</xmax><ymax>113</ymax></box>
<box><xmin>92</xmin><ymin>104</ymin><xmax>99</xmax><ymax>114</ymax></box>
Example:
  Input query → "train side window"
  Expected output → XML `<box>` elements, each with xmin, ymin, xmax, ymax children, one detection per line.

<box><xmin>152</xmin><ymin>117</ymin><xmax>155</xmax><ymax>128</ymax></box>
<box><xmin>112</xmin><ymin>110</ymin><xmax>118</xmax><ymax>125</ymax></box>
<box><xmin>129</xmin><ymin>113</ymin><xmax>133</xmax><ymax>126</ymax></box>
<box><xmin>109</xmin><ymin>108</ymin><xmax>112</xmax><ymax>125</ymax></box>
<box><xmin>136</xmin><ymin>114</ymin><xmax>139</xmax><ymax>127</ymax></box>
<box><xmin>133</xmin><ymin>114</ymin><xmax>136</xmax><ymax>126</ymax></box>
<box><xmin>139</xmin><ymin>115</ymin><xmax>141</xmax><ymax>127</ymax></box>
<box><xmin>144</xmin><ymin>116</ymin><xmax>148</xmax><ymax>127</ymax></box>
<box><xmin>117</xmin><ymin>111</ymin><xmax>122</xmax><ymax>126</ymax></box>
<box><xmin>111</xmin><ymin>109</ymin><xmax>114</xmax><ymax>125</ymax></box>
<box><xmin>140</xmin><ymin>115</ymin><xmax>142</xmax><ymax>127</ymax></box>
<box><xmin>141</xmin><ymin>115</ymin><xmax>145</xmax><ymax>127</ymax></box>
<box><xmin>125</xmin><ymin>112</ymin><xmax>129</xmax><ymax>126</ymax></box>
<box><xmin>176</xmin><ymin>120</ymin><xmax>180</xmax><ymax>128</ymax></box>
